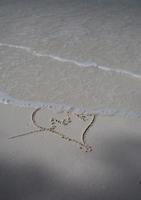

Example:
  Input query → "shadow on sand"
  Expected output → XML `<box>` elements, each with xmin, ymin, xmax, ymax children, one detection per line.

<box><xmin>0</xmin><ymin>131</ymin><xmax>141</xmax><ymax>200</ymax></box>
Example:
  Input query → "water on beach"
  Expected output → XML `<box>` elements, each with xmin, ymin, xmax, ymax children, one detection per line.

<box><xmin>0</xmin><ymin>0</ymin><xmax>141</xmax><ymax>117</ymax></box>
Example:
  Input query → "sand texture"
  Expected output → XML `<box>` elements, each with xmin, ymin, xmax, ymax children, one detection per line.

<box><xmin>0</xmin><ymin>104</ymin><xmax>141</xmax><ymax>200</ymax></box>
<box><xmin>0</xmin><ymin>0</ymin><xmax>141</xmax><ymax>199</ymax></box>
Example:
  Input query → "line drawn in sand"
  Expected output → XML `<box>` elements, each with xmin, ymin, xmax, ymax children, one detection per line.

<box><xmin>9</xmin><ymin>108</ymin><xmax>96</xmax><ymax>152</ymax></box>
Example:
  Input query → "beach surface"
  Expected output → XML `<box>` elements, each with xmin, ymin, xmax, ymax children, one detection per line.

<box><xmin>0</xmin><ymin>103</ymin><xmax>141</xmax><ymax>200</ymax></box>
<box><xmin>0</xmin><ymin>0</ymin><xmax>141</xmax><ymax>199</ymax></box>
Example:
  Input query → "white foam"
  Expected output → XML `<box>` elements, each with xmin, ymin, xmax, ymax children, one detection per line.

<box><xmin>1</xmin><ymin>42</ymin><xmax>141</xmax><ymax>118</ymax></box>
<box><xmin>0</xmin><ymin>42</ymin><xmax>141</xmax><ymax>79</ymax></box>
<box><xmin>0</xmin><ymin>91</ymin><xmax>141</xmax><ymax>119</ymax></box>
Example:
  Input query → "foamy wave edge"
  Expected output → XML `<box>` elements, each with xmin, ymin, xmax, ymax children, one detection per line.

<box><xmin>0</xmin><ymin>42</ymin><xmax>141</xmax><ymax>79</ymax></box>
<box><xmin>0</xmin><ymin>91</ymin><xmax>141</xmax><ymax>119</ymax></box>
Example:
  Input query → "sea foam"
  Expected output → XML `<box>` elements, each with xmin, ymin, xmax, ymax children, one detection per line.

<box><xmin>1</xmin><ymin>91</ymin><xmax>141</xmax><ymax>119</ymax></box>
<box><xmin>1</xmin><ymin>42</ymin><xmax>141</xmax><ymax>118</ymax></box>
<box><xmin>0</xmin><ymin>42</ymin><xmax>141</xmax><ymax>80</ymax></box>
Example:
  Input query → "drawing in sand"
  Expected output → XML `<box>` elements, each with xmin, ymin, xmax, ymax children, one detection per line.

<box><xmin>9</xmin><ymin>108</ymin><xmax>97</xmax><ymax>152</ymax></box>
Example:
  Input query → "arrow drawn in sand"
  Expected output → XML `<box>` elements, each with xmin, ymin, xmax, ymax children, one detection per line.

<box><xmin>9</xmin><ymin>108</ymin><xmax>96</xmax><ymax>152</ymax></box>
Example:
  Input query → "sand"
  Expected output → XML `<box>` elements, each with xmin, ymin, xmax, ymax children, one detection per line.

<box><xmin>1</xmin><ymin>0</ymin><xmax>141</xmax><ymax>199</ymax></box>
<box><xmin>0</xmin><ymin>103</ymin><xmax>141</xmax><ymax>200</ymax></box>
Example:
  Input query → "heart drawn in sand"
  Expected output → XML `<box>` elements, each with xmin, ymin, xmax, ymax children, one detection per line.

<box><xmin>9</xmin><ymin>108</ymin><xmax>96</xmax><ymax>152</ymax></box>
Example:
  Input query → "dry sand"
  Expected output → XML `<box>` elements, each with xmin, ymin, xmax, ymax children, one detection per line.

<box><xmin>0</xmin><ymin>103</ymin><xmax>141</xmax><ymax>200</ymax></box>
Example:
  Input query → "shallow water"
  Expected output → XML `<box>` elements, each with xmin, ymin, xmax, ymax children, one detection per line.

<box><xmin>0</xmin><ymin>0</ymin><xmax>141</xmax><ymax>117</ymax></box>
